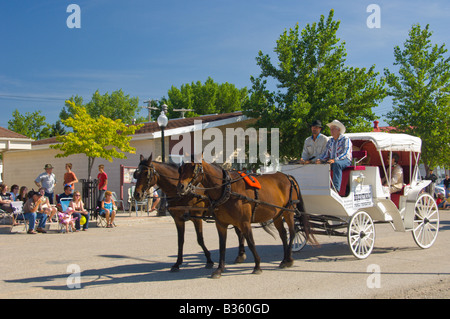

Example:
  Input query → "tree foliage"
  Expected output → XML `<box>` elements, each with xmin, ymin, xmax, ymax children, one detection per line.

<box><xmin>164</xmin><ymin>77</ymin><xmax>248</xmax><ymax>119</ymax></box>
<box><xmin>8</xmin><ymin>109</ymin><xmax>53</xmax><ymax>140</ymax></box>
<box><xmin>60</xmin><ymin>89</ymin><xmax>144</xmax><ymax>125</ymax></box>
<box><xmin>243</xmin><ymin>10</ymin><xmax>385</xmax><ymax>159</ymax></box>
<box><xmin>51</xmin><ymin>101</ymin><xmax>143</xmax><ymax>179</ymax></box>
<box><xmin>384</xmin><ymin>24</ymin><xmax>450</xmax><ymax>170</ymax></box>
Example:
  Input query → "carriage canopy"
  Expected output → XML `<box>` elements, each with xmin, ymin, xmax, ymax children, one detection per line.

<box><xmin>346</xmin><ymin>132</ymin><xmax>421</xmax><ymax>153</ymax></box>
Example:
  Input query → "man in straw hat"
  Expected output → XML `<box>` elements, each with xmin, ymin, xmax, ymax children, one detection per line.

<box><xmin>35</xmin><ymin>164</ymin><xmax>57</xmax><ymax>205</ymax></box>
<box><xmin>299</xmin><ymin>120</ymin><xmax>329</xmax><ymax>164</ymax></box>
<box><xmin>316</xmin><ymin>120</ymin><xmax>352</xmax><ymax>192</ymax></box>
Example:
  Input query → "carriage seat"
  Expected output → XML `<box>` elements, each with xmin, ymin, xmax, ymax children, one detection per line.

<box><xmin>338</xmin><ymin>166</ymin><xmax>366</xmax><ymax>196</ymax></box>
<box><xmin>336</xmin><ymin>151</ymin><xmax>367</xmax><ymax>196</ymax></box>
<box><xmin>390</xmin><ymin>185</ymin><xmax>406</xmax><ymax>209</ymax></box>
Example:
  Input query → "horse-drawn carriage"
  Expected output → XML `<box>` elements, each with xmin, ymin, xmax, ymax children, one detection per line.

<box><xmin>133</xmin><ymin>132</ymin><xmax>439</xmax><ymax>277</ymax></box>
<box><xmin>284</xmin><ymin>132</ymin><xmax>439</xmax><ymax>259</ymax></box>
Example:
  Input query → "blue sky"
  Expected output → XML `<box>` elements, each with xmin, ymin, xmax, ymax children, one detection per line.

<box><xmin>1</xmin><ymin>0</ymin><xmax>449</xmax><ymax>129</ymax></box>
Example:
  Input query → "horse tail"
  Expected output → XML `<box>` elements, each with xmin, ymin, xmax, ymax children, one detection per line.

<box><xmin>299</xmin><ymin>213</ymin><xmax>320</xmax><ymax>247</ymax></box>
<box><xmin>260</xmin><ymin>222</ymin><xmax>277</xmax><ymax>240</ymax></box>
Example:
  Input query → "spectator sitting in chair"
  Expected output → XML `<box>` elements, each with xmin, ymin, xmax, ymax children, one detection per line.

<box><xmin>70</xmin><ymin>191</ymin><xmax>89</xmax><ymax>231</ymax></box>
<box><xmin>0</xmin><ymin>184</ymin><xmax>15</xmax><ymax>225</ymax></box>
<box><xmin>436</xmin><ymin>193</ymin><xmax>450</xmax><ymax>209</ymax></box>
<box><xmin>100</xmin><ymin>191</ymin><xmax>116</xmax><ymax>228</ymax></box>
<box><xmin>23</xmin><ymin>191</ymin><xmax>48</xmax><ymax>234</ymax></box>
<box><xmin>149</xmin><ymin>188</ymin><xmax>160</xmax><ymax>213</ymax></box>
<box><xmin>381</xmin><ymin>153</ymin><xmax>404</xmax><ymax>194</ymax></box>
<box><xmin>38</xmin><ymin>187</ymin><xmax>58</xmax><ymax>223</ymax></box>
<box><xmin>57</xmin><ymin>185</ymin><xmax>74</xmax><ymax>212</ymax></box>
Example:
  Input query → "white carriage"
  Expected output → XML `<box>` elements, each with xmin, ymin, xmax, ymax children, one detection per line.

<box><xmin>282</xmin><ymin>132</ymin><xmax>439</xmax><ymax>259</ymax></box>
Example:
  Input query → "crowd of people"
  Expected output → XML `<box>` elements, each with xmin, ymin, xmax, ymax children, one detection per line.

<box><xmin>0</xmin><ymin>163</ymin><xmax>120</xmax><ymax>234</ymax></box>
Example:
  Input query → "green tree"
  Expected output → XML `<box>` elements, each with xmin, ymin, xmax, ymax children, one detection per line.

<box><xmin>60</xmin><ymin>89</ymin><xmax>145</xmax><ymax>125</ymax></box>
<box><xmin>243</xmin><ymin>10</ymin><xmax>385</xmax><ymax>159</ymax></box>
<box><xmin>51</xmin><ymin>101</ymin><xmax>143</xmax><ymax>180</ymax></box>
<box><xmin>8</xmin><ymin>109</ymin><xmax>52</xmax><ymax>140</ymax></box>
<box><xmin>165</xmin><ymin>77</ymin><xmax>248</xmax><ymax>118</ymax></box>
<box><xmin>384</xmin><ymin>24</ymin><xmax>450</xmax><ymax>171</ymax></box>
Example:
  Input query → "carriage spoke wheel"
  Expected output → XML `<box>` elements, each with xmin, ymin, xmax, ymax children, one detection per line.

<box><xmin>412</xmin><ymin>193</ymin><xmax>439</xmax><ymax>249</ymax></box>
<box><xmin>292</xmin><ymin>226</ymin><xmax>307</xmax><ymax>252</ymax></box>
<box><xmin>347</xmin><ymin>211</ymin><xmax>375</xmax><ymax>259</ymax></box>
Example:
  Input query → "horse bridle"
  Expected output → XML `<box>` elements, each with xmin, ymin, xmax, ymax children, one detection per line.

<box><xmin>134</xmin><ymin>162</ymin><xmax>159</xmax><ymax>193</ymax></box>
<box><xmin>180</xmin><ymin>162</ymin><xmax>204</xmax><ymax>195</ymax></box>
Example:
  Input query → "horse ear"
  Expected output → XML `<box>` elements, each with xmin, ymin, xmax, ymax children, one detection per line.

<box><xmin>149</xmin><ymin>154</ymin><xmax>152</xmax><ymax>163</ymax></box>
<box><xmin>140</xmin><ymin>155</ymin><xmax>145</xmax><ymax>162</ymax></box>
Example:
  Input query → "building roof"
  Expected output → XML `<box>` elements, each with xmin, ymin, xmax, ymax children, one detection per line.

<box><xmin>31</xmin><ymin>111</ymin><xmax>247</xmax><ymax>146</ymax></box>
<box><xmin>0</xmin><ymin>126</ymin><xmax>30</xmax><ymax>140</ymax></box>
<box><xmin>372</xmin><ymin>120</ymin><xmax>395</xmax><ymax>132</ymax></box>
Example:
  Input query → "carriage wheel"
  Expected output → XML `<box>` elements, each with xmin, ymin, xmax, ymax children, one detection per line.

<box><xmin>347</xmin><ymin>211</ymin><xmax>375</xmax><ymax>259</ymax></box>
<box><xmin>292</xmin><ymin>227</ymin><xmax>307</xmax><ymax>252</ymax></box>
<box><xmin>412</xmin><ymin>193</ymin><xmax>439</xmax><ymax>249</ymax></box>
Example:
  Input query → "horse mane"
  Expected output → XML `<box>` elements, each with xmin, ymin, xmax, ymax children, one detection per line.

<box><xmin>140</xmin><ymin>159</ymin><xmax>179</xmax><ymax>171</ymax></box>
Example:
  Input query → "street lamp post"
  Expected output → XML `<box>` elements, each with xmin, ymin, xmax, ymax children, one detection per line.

<box><xmin>156</xmin><ymin>104</ymin><xmax>169</xmax><ymax>216</ymax></box>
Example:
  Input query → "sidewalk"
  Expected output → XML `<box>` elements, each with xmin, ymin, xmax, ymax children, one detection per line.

<box><xmin>0</xmin><ymin>210</ymin><xmax>173</xmax><ymax>234</ymax></box>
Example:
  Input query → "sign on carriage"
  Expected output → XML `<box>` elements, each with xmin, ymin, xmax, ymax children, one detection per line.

<box><xmin>353</xmin><ymin>185</ymin><xmax>373</xmax><ymax>209</ymax></box>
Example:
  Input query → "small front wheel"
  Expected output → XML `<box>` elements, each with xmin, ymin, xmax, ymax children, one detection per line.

<box><xmin>348</xmin><ymin>211</ymin><xmax>375</xmax><ymax>259</ymax></box>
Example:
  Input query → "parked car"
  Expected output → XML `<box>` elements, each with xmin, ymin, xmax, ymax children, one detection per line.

<box><xmin>434</xmin><ymin>182</ymin><xmax>445</xmax><ymax>198</ymax></box>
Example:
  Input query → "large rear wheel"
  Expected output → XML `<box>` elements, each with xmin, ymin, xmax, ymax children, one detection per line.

<box><xmin>412</xmin><ymin>193</ymin><xmax>439</xmax><ymax>249</ymax></box>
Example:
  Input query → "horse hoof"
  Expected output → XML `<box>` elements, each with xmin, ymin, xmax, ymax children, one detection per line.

<box><xmin>234</xmin><ymin>254</ymin><xmax>246</xmax><ymax>264</ymax></box>
<box><xmin>279</xmin><ymin>260</ymin><xmax>294</xmax><ymax>268</ymax></box>
<box><xmin>211</xmin><ymin>270</ymin><xmax>222</xmax><ymax>279</ymax></box>
<box><xmin>170</xmin><ymin>266</ymin><xmax>180</xmax><ymax>273</ymax></box>
<box><xmin>252</xmin><ymin>268</ymin><xmax>262</xmax><ymax>275</ymax></box>
<box><xmin>205</xmin><ymin>262</ymin><xmax>214</xmax><ymax>269</ymax></box>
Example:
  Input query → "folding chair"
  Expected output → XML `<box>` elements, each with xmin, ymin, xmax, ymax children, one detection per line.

<box><xmin>96</xmin><ymin>208</ymin><xmax>108</xmax><ymax>227</ymax></box>
<box><xmin>111</xmin><ymin>192</ymin><xmax>125</xmax><ymax>214</ymax></box>
<box><xmin>10</xmin><ymin>201</ymin><xmax>28</xmax><ymax>232</ymax></box>
<box><xmin>128</xmin><ymin>186</ymin><xmax>149</xmax><ymax>216</ymax></box>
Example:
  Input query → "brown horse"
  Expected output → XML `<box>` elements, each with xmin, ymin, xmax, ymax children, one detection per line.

<box><xmin>177</xmin><ymin>160</ymin><xmax>316</xmax><ymax>279</ymax></box>
<box><xmin>133</xmin><ymin>155</ymin><xmax>248</xmax><ymax>272</ymax></box>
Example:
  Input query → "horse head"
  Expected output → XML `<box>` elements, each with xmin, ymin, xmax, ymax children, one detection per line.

<box><xmin>133</xmin><ymin>154</ymin><xmax>158</xmax><ymax>201</ymax></box>
<box><xmin>177</xmin><ymin>160</ymin><xmax>204</xmax><ymax>196</ymax></box>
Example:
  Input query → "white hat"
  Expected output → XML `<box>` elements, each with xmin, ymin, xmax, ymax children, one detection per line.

<box><xmin>327</xmin><ymin>120</ymin><xmax>346</xmax><ymax>134</ymax></box>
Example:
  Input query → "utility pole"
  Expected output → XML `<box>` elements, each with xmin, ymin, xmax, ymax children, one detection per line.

<box><xmin>143</xmin><ymin>99</ymin><xmax>159</xmax><ymax>122</ymax></box>
<box><xmin>173</xmin><ymin>108</ymin><xmax>193</xmax><ymax>118</ymax></box>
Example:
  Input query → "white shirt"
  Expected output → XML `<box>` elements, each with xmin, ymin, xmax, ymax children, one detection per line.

<box><xmin>301</xmin><ymin>133</ymin><xmax>329</xmax><ymax>161</ymax></box>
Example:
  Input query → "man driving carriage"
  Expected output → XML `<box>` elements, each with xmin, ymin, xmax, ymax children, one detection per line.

<box><xmin>299</xmin><ymin>120</ymin><xmax>329</xmax><ymax>164</ymax></box>
<box><xmin>315</xmin><ymin>120</ymin><xmax>352</xmax><ymax>191</ymax></box>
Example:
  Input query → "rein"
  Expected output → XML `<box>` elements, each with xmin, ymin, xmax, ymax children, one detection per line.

<box><xmin>184</xmin><ymin>163</ymin><xmax>301</xmax><ymax>220</ymax></box>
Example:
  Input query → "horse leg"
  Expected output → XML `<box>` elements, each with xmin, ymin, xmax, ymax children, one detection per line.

<box><xmin>211</xmin><ymin>223</ymin><xmax>228</xmax><ymax>279</ymax></box>
<box><xmin>240</xmin><ymin>222</ymin><xmax>262</xmax><ymax>275</ymax></box>
<box><xmin>281</xmin><ymin>213</ymin><xmax>295</xmax><ymax>268</ymax></box>
<box><xmin>192</xmin><ymin>217</ymin><xmax>214</xmax><ymax>269</ymax></box>
<box><xmin>233</xmin><ymin>227</ymin><xmax>247</xmax><ymax>263</ymax></box>
<box><xmin>272</xmin><ymin>215</ymin><xmax>291</xmax><ymax>268</ymax></box>
<box><xmin>171</xmin><ymin>216</ymin><xmax>185</xmax><ymax>272</ymax></box>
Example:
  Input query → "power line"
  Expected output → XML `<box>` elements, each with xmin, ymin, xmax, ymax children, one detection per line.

<box><xmin>0</xmin><ymin>94</ymin><xmax>66</xmax><ymax>102</ymax></box>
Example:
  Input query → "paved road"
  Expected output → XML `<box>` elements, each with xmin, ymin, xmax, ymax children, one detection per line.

<box><xmin>1</xmin><ymin>210</ymin><xmax>449</xmax><ymax>300</ymax></box>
